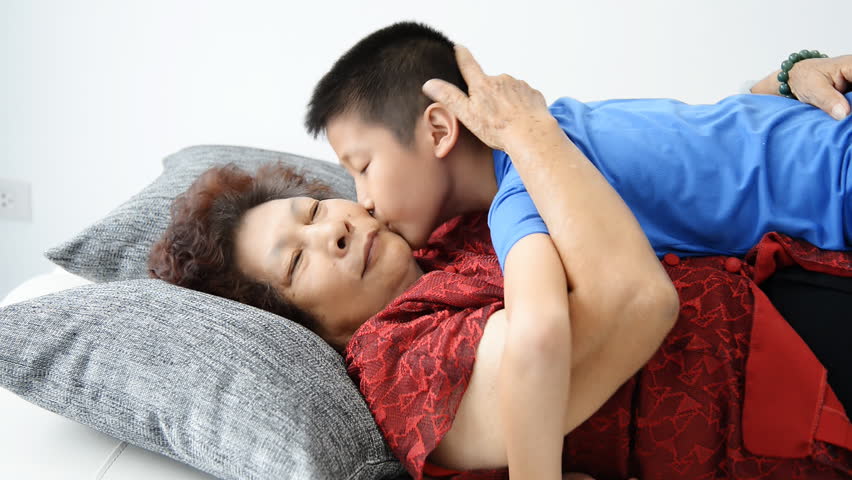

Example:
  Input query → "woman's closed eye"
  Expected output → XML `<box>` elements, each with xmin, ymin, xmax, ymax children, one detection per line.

<box><xmin>288</xmin><ymin>250</ymin><xmax>301</xmax><ymax>282</ymax></box>
<box><xmin>288</xmin><ymin>200</ymin><xmax>320</xmax><ymax>283</ymax></box>
<box><xmin>308</xmin><ymin>199</ymin><xmax>319</xmax><ymax>223</ymax></box>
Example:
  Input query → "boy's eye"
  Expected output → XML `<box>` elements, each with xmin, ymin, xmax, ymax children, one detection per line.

<box><xmin>360</xmin><ymin>161</ymin><xmax>369</xmax><ymax>175</ymax></box>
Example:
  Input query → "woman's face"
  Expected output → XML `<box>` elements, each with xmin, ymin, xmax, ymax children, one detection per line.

<box><xmin>234</xmin><ymin>197</ymin><xmax>423</xmax><ymax>346</ymax></box>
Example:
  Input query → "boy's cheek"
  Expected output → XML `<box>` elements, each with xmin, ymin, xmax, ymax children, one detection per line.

<box><xmin>390</xmin><ymin>221</ymin><xmax>418</xmax><ymax>248</ymax></box>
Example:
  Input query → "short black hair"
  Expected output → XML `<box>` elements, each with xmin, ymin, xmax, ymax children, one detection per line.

<box><xmin>305</xmin><ymin>21</ymin><xmax>467</xmax><ymax>145</ymax></box>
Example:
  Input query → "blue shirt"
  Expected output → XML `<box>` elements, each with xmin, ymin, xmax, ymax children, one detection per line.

<box><xmin>488</xmin><ymin>93</ymin><xmax>852</xmax><ymax>270</ymax></box>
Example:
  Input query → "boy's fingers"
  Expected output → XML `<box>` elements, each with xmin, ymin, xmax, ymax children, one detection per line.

<box><xmin>422</xmin><ymin>78</ymin><xmax>470</xmax><ymax>119</ymax></box>
<box><xmin>453</xmin><ymin>44</ymin><xmax>486</xmax><ymax>87</ymax></box>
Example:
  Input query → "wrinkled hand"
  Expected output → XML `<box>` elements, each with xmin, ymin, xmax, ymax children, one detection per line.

<box><xmin>421</xmin><ymin>45</ymin><xmax>551</xmax><ymax>152</ymax></box>
<box><xmin>787</xmin><ymin>54</ymin><xmax>852</xmax><ymax>120</ymax></box>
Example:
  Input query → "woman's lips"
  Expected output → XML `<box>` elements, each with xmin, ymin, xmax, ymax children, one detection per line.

<box><xmin>362</xmin><ymin>230</ymin><xmax>377</xmax><ymax>277</ymax></box>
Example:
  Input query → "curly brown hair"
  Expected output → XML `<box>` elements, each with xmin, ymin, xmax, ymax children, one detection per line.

<box><xmin>148</xmin><ymin>162</ymin><xmax>337</xmax><ymax>333</ymax></box>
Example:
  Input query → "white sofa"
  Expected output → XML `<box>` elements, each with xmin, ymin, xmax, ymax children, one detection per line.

<box><xmin>0</xmin><ymin>268</ymin><xmax>216</xmax><ymax>480</ymax></box>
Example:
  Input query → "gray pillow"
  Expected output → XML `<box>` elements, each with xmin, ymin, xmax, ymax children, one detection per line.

<box><xmin>46</xmin><ymin>145</ymin><xmax>355</xmax><ymax>282</ymax></box>
<box><xmin>0</xmin><ymin>279</ymin><xmax>407</xmax><ymax>480</ymax></box>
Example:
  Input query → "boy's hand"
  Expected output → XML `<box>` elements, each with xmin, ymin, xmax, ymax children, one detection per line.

<box><xmin>422</xmin><ymin>45</ymin><xmax>553</xmax><ymax>152</ymax></box>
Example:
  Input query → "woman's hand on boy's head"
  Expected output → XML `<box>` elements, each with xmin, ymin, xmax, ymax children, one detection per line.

<box><xmin>421</xmin><ymin>45</ymin><xmax>554</xmax><ymax>152</ymax></box>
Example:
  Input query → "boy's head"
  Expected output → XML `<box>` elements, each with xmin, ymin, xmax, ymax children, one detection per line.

<box><xmin>306</xmin><ymin>21</ymin><xmax>470</xmax><ymax>248</ymax></box>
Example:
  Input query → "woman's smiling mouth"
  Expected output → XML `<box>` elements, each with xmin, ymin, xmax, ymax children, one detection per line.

<box><xmin>362</xmin><ymin>230</ymin><xmax>378</xmax><ymax>277</ymax></box>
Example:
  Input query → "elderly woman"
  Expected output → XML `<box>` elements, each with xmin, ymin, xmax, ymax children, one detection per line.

<box><xmin>148</xmin><ymin>156</ymin><xmax>852</xmax><ymax>480</ymax></box>
<box><xmin>149</xmin><ymin>57</ymin><xmax>852</xmax><ymax>480</ymax></box>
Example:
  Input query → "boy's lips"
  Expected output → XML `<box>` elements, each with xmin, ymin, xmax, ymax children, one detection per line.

<box><xmin>362</xmin><ymin>229</ymin><xmax>378</xmax><ymax>277</ymax></box>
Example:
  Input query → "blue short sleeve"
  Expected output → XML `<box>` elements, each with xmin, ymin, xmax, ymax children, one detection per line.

<box><xmin>487</xmin><ymin>149</ymin><xmax>549</xmax><ymax>271</ymax></box>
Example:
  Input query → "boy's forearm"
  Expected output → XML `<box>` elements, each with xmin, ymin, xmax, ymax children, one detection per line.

<box><xmin>499</xmin><ymin>333</ymin><xmax>568</xmax><ymax>480</ymax></box>
<box><xmin>501</xmin><ymin>234</ymin><xmax>572</xmax><ymax>480</ymax></box>
<box><xmin>503</xmin><ymin>118</ymin><xmax>676</xmax><ymax>366</ymax></box>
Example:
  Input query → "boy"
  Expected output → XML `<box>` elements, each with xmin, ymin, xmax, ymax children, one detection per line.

<box><xmin>306</xmin><ymin>22</ymin><xmax>852</xmax><ymax>270</ymax></box>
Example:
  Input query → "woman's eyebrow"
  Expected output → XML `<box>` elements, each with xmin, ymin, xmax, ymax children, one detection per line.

<box><xmin>267</xmin><ymin>201</ymin><xmax>301</xmax><ymax>261</ymax></box>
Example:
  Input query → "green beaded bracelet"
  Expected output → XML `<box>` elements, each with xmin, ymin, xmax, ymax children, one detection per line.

<box><xmin>778</xmin><ymin>49</ymin><xmax>829</xmax><ymax>99</ymax></box>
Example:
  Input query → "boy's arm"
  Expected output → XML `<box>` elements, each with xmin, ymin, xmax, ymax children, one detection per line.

<box><xmin>499</xmin><ymin>233</ymin><xmax>571</xmax><ymax>480</ymax></box>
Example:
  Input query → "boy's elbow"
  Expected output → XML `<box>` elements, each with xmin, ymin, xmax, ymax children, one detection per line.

<box><xmin>506</xmin><ymin>309</ymin><xmax>572</xmax><ymax>365</ymax></box>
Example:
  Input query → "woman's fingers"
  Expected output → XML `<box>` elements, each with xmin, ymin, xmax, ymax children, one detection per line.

<box><xmin>424</xmin><ymin>45</ymin><xmax>550</xmax><ymax>150</ymax></box>
<box><xmin>832</xmin><ymin>58</ymin><xmax>852</xmax><ymax>119</ymax></box>
<box><xmin>422</xmin><ymin>78</ymin><xmax>472</xmax><ymax>123</ymax></box>
<box><xmin>809</xmin><ymin>81</ymin><xmax>850</xmax><ymax>120</ymax></box>
<box><xmin>790</xmin><ymin>56</ymin><xmax>852</xmax><ymax>120</ymax></box>
<box><xmin>453</xmin><ymin>44</ymin><xmax>487</xmax><ymax>87</ymax></box>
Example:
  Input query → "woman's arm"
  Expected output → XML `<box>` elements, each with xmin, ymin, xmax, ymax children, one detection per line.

<box><xmin>751</xmin><ymin>54</ymin><xmax>851</xmax><ymax>120</ymax></box>
<box><xmin>501</xmin><ymin>113</ymin><xmax>678</xmax><ymax>368</ymax></box>
<box><xmin>424</xmin><ymin>46</ymin><xmax>678</xmax><ymax>371</ymax></box>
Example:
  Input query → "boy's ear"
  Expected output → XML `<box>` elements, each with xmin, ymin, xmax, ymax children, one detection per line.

<box><xmin>423</xmin><ymin>103</ymin><xmax>459</xmax><ymax>159</ymax></box>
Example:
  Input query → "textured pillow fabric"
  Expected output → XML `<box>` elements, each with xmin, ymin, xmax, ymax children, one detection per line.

<box><xmin>46</xmin><ymin>145</ymin><xmax>355</xmax><ymax>282</ymax></box>
<box><xmin>0</xmin><ymin>279</ymin><xmax>407</xmax><ymax>480</ymax></box>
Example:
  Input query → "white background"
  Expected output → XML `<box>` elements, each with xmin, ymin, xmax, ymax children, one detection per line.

<box><xmin>2</xmin><ymin>0</ymin><xmax>851</xmax><ymax>297</ymax></box>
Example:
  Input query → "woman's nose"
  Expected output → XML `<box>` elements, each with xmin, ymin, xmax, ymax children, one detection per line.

<box><xmin>307</xmin><ymin>218</ymin><xmax>351</xmax><ymax>257</ymax></box>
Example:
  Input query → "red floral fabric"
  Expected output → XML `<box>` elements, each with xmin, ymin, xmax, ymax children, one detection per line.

<box><xmin>344</xmin><ymin>216</ymin><xmax>852</xmax><ymax>480</ymax></box>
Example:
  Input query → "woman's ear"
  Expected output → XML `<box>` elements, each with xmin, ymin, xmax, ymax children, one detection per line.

<box><xmin>423</xmin><ymin>103</ymin><xmax>460</xmax><ymax>159</ymax></box>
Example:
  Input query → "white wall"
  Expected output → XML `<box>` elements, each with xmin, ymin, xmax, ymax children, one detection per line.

<box><xmin>2</xmin><ymin>0</ymin><xmax>850</xmax><ymax>297</ymax></box>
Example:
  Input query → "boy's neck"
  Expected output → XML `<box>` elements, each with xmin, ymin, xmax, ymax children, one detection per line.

<box><xmin>439</xmin><ymin>137</ymin><xmax>498</xmax><ymax>222</ymax></box>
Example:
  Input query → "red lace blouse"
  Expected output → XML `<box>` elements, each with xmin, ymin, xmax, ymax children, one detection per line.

<box><xmin>344</xmin><ymin>214</ymin><xmax>852</xmax><ymax>480</ymax></box>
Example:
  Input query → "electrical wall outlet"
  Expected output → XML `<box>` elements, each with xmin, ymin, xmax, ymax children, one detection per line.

<box><xmin>0</xmin><ymin>178</ymin><xmax>32</xmax><ymax>221</ymax></box>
